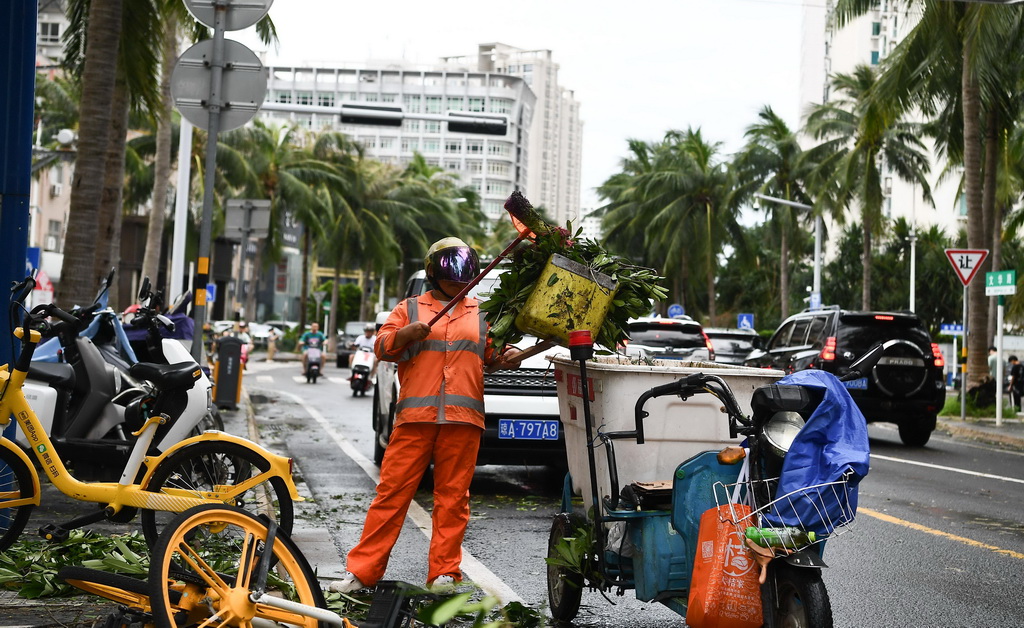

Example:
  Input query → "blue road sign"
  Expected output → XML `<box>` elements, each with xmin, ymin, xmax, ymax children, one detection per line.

<box><xmin>667</xmin><ymin>303</ymin><xmax>684</xmax><ymax>318</ymax></box>
<box><xmin>738</xmin><ymin>313</ymin><xmax>754</xmax><ymax>330</ymax></box>
<box><xmin>25</xmin><ymin>247</ymin><xmax>39</xmax><ymax>274</ymax></box>
<box><xmin>206</xmin><ymin>283</ymin><xmax>217</xmax><ymax>303</ymax></box>
<box><xmin>940</xmin><ymin>323</ymin><xmax>963</xmax><ymax>336</ymax></box>
<box><xmin>809</xmin><ymin>291</ymin><xmax>822</xmax><ymax>310</ymax></box>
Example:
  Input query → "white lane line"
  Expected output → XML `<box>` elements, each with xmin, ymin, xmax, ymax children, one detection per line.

<box><xmin>870</xmin><ymin>453</ymin><xmax>1024</xmax><ymax>484</ymax></box>
<box><xmin>256</xmin><ymin>375</ymin><xmax>274</xmax><ymax>384</ymax></box>
<box><xmin>292</xmin><ymin>376</ymin><xmax>306</xmax><ymax>383</ymax></box>
<box><xmin>328</xmin><ymin>377</ymin><xmax>347</xmax><ymax>384</ymax></box>
<box><xmin>274</xmin><ymin>389</ymin><xmax>524</xmax><ymax>605</ymax></box>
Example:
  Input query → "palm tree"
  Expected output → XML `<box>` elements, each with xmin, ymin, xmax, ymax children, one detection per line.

<box><xmin>804</xmin><ymin>65</ymin><xmax>933</xmax><ymax>310</ymax></box>
<box><xmin>733</xmin><ymin>106</ymin><xmax>813</xmax><ymax>319</ymax></box>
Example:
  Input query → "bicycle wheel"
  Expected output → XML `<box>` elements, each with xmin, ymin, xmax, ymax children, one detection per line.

<box><xmin>140</xmin><ymin>440</ymin><xmax>294</xmax><ymax>547</ymax></box>
<box><xmin>0</xmin><ymin>445</ymin><xmax>36</xmax><ymax>552</ymax></box>
<box><xmin>58</xmin><ymin>565</ymin><xmax>158</xmax><ymax>611</ymax></box>
<box><xmin>149</xmin><ymin>504</ymin><xmax>327</xmax><ymax>628</ymax></box>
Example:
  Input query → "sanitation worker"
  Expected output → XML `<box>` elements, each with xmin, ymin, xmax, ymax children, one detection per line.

<box><xmin>330</xmin><ymin>237</ymin><xmax>521</xmax><ymax>593</ymax></box>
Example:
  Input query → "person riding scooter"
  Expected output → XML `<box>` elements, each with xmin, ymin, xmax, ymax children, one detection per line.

<box><xmin>299</xmin><ymin>322</ymin><xmax>326</xmax><ymax>376</ymax></box>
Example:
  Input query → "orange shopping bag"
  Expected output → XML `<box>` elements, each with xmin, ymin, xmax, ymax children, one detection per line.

<box><xmin>686</xmin><ymin>504</ymin><xmax>763</xmax><ymax>628</ymax></box>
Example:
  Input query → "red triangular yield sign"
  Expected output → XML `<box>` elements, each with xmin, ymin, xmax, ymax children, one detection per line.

<box><xmin>944</xmin><ymin>248</ymin><xmax>989</xmax><ymax>286</ymax></box>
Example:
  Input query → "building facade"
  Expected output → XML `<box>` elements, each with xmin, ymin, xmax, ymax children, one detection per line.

<box><xmin>441</xmin><ymin>43</ymin><xmax>584</xmax><ymax>228</ymax></box>
<box><xmin>800</xmin><ymin>2</ymin><xmax>963</xmax><ymax>244</ymax></box>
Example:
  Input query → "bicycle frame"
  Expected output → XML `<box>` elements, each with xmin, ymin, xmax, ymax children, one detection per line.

<box><xmin>1</xmin><ymin>327</ymin><xmax>299</xmax><ymax>518</ymax></box>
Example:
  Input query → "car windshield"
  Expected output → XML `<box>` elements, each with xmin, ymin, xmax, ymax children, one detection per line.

<box><xmin>709</xmin><ymin>334</ymin><xmax>757</xmax><ymax>354</ymax></box>
<box><xmin>628</xmin><ymin>322</ymin><xmax>704</xmax><ymax>349</ymax></box>
<box><xmin>838</xmin><ymin>316</ymin><xmax>930</xmax><ymax>353</ymax></box>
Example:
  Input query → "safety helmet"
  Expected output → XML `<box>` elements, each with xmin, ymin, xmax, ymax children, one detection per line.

<box><xmin>424</xmin><ymin>237</ymin><xmax>479</xmax><ymax>283</ymax></box>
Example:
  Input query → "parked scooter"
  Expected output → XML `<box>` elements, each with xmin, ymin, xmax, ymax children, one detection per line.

<box><xmin>305</xmin><ymin>342</ymin><xmax>323</xmax><ymax>384</ymax></box>
<box><xmin>349</xmin><ymin>347</ymin><xmax>375</xmax><ymax>396</ymax></box>
<box><xmin>547</xmin><ymin>333</ymin><xmax>880</xmax><ymax>627</ymax></box>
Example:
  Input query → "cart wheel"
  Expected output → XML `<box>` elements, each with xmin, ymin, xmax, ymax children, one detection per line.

<box><xmin>547</xmin><ymin>512</ymin><xmax>586</xmax><ymax>623</ymax></box>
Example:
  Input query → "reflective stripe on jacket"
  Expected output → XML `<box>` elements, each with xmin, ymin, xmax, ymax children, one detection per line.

<box><xmin>375</xmin><ymin>293</ymin><xmax>493</xmax><ymax>429</ymax></box>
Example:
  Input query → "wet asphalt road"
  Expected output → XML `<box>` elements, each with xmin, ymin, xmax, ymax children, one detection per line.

<box><xmin>247</xmin><ymin>359</ymin><xmax>1024</xmax><ymax>627</ymax></box>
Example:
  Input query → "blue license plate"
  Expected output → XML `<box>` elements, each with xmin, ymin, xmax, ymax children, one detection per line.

<box><xmin>498</xmin><ymin>419</ymin><xmax>560</xmax><ymax>440</ymax></box>
<box><xmin>844</xmin><ymin>377</ymin><xmax>868</xmax><ymax>390</ymax></box>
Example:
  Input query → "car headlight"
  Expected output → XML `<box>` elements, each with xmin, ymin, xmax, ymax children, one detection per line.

<box><xmin>763</xmin><ymin>411</ymin><xmax>806</xmax><ymax>457</ymax></box>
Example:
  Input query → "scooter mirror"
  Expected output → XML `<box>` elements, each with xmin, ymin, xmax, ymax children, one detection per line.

<box><xmin>841</xmin><ymin>343</ymin><xmax>885</xmax><ymax>382</ymax></box>
<box><xmin>139</xmin><ymin>277</ymin><xmax>151</xmax><ymax>301</ymax></box>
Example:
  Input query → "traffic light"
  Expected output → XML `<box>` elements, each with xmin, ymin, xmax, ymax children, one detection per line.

<box><xmin>447</xmin><ymin>112</ymin><xmax>507</xmax><ymax>136</ymax></box>
<box><xmin>339</xmin><ymin>105</ymin><xmax>403</xmax><ymax>127</ymax></box>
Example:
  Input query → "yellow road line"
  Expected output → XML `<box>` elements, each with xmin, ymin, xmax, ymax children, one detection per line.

<box><xmin>859</xmin><ymin>507</ymin><xmax>1024</xmax><ymax>560</ymax></box>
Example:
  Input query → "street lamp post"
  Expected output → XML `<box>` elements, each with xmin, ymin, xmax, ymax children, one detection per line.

<box><xmin>753</xmin><ymin>193</ymin><xmax>821</xmax><ymax>308</ymax></box>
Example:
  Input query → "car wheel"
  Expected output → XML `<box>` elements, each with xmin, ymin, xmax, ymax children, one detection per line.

<box><xmin>898</xmin><ymin>414</ymin><xmax>936</xmax><ymax>447</ymax></box>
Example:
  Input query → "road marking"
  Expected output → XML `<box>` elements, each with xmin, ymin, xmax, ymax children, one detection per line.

<box><xmin>256</xmin><ymin>375</ymin><xmax>274</xmax><ymax>384</ymax></box>
<box><xmin>859</xmin><ymin>507</ymin><xmax>1024</xmax><ymax>560</ymax></box>
<box><xmin>274</xmin><ymin>389</ymin><xmax>524</xmax><ymax>605</ymax></box>
<box><xmin>870</xmin><ymin>453</ymin><xmax>1024</xmax><ymax>485</ymax></box>
<box><xmin>328</xmin><ymin>377</ymin><xmax>347</xmax><ymax>384</ymax></box>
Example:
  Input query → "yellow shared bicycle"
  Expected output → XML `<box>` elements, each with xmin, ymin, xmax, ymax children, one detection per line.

<box><xmin>0</xmin><ymin>275</ymin><xmax>300</xmax><ymax>550</ymax></box>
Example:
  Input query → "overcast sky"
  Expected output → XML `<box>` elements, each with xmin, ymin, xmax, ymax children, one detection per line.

<box><xmin>232</xmin><ymin>0</ymin><xmax>815</xmax><ymax>210</ymax></box>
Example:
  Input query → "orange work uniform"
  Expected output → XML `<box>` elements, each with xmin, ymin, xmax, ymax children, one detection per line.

<box><xmin>345</xmin><ymin>292</ymin><xmax>496</xmax><ymax>586</ymax></box>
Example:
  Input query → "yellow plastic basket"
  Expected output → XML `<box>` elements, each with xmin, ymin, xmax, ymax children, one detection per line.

<box><xmin>514</xmin><ymin>253</ymin><xmax>618</xmax><ymax>346</ymax></box>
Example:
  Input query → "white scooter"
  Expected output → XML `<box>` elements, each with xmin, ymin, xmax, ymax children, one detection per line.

<box><xmin>350</xmin><ymin>347</ymin><xmax>375</xmax><ymax>397</ymax></box>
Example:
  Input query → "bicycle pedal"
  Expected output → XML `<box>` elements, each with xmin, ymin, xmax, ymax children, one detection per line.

<box><xmin>39</xmin><ymin>524</ymin><xmax>69</xmax><ymax>543</ymax></box>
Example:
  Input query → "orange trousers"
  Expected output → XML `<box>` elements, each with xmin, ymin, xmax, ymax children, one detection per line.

<box><xmin>345</xmin><ymin>422</ymin><xmax>481</xmax><ymax>585</ymax></box>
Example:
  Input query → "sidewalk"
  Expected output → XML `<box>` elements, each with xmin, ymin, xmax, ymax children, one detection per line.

<box><xmin>936</xmin><ymin>413</ymin><xmax>1024</xmax><ymax>452</ymax></box>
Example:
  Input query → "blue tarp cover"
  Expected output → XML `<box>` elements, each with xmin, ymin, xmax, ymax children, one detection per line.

<box><xmin>762</xmin><ymin>369</ymin><xmax>870</xmax><ymax>535</ymax></box>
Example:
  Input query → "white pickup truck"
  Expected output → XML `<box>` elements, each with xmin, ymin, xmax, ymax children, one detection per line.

<box><xmin>370</xmin><ymin>269</ymin><xmax>564</xmax><ymax>468</ymax></box>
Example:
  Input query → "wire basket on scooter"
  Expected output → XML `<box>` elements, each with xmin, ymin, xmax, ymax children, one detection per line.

<box><xmin>712</xmin><ymin>474</ymin><xmax>856</xmax><ymax>553</ymax></box>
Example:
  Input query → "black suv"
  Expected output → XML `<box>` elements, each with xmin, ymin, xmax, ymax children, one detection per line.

<box><xmin>744</xmin><ymin>307</ymin><xmax>946</xmax><ymax>446</ymax></box>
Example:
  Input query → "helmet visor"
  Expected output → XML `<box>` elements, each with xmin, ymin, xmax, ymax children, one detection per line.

<box><xmin>429</xmin><ymin>246</ymin><xmax>479</xmax><ymax>283</ymax></box>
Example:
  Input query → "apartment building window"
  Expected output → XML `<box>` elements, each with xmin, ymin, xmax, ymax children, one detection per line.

<box><xmin>488</xmin><ymin>142</ymin><xmax>511</xmax><ymax>157</ymax></box>
<box><xmin>425</xmin><ymin>97</ymin><xmax>443</xmax><ymax>113</ymax></box>
<box><xmin>39</xmin><ymin>22</ymin><xmax>60</xmax><ymax>44</ymax></box>
<box><xmin>315</xmin><ymin>117</ymin><xmax>333</xmax><ymax>130</ymax></box>
<box><xmin>466</xmin><ymin>160</ymin><xmax>483</xmax><ymax>173</ymax></box>
<box><xmin>471</xmin><ymin>178</ymin><xmax>483</xmax><ymax>193</ymax></box>
<box><xmin>487</xmin><ymin>161</ymin><xmax>510</xmax><ymax>176</ymax></box>
<box><xmin>445</xmin><ymin>139</ymin><xmax>462</xmax><ymax>153</ymax></box>
<box><xmin>489</xmin><ymin>99</ymin><xmax>512</xmax><ymax>114</ymax></box>
<box><xmin>380</xmin><ymin>137</ymin><xmax>396</xmax><ymax>150</ymax></box>
<box><xmin>359</xmin><ymin>136</ymin><xmax>377</xmax><ymax>149</ymax></box>
<box><xmin>447</xmin><ymin>76</ymin><xmax>466</xmax><ymax>87</ymax></box>
<box><xmin>424</xmin><ymin>120</ymin><xmax>441</xmax><ymax>134</ymax></box>
<box><xmin>466</xmin><ymin>140</ymin><xmax>484</xmax><ymax>154</ymax></box>
<box><xmin>296</xmin><ymin>92</ymin><xmax>313</xmax><ymax>106</ymax></box>
<box><xmin>444</xmin><ymin>160</ymin><xmax>461</xmax><ymax>170</ymax></box>
<box><xmin>486</xmin><ymin>181</ymin><xmax>510</xmax><ymax>196</ymax></box>
<box><xmin>317</xmin><ymin>93</ymin><xmax>335</xmax><ymax>107</ymax></box>
<box><xmin>276</xmin><ymin>92</ymin><xmax>293</xmax><ymax>104</ymax></box>
<box><xmin>423</xmin><ymin>139</ymin><xmax>440</xmax><ymax>154</ymax></box>
<box><xmin>44</xmin><ymin>220</ymin><xmax>62</xmax><ymax>252</ymax></box>
<box><xmin>403</xmin><ymin>94</ymin><xmax>422</xmax><ymax>113</ymax></box>
<box><xmin>483</xmin><ymin>200</ymin><xmax>502</xmax><ymax>217</ymax></box>
<box><xmin>425</xmin><ymin>157</ymin><xmax>440</xmax><ymax>166</ymax></box>
<box><xmin>363</xmin><ymin>93</ymin><xmax>379</xmax><ymax>102</ymax></box>
<box><xmin>401</xmin><ymin>137</ymin><xmax>420</xmax><ymax>152</ymax></box>
<box><xmin>870</xmin><ymin>51</ymin><xmax>880</xmax><ymax>65</ymax></box>
<box><xmin>402</xmin><ymin>120</ymin><xmax>420</xmax><ymax>132</ymax></box>
<box><xmin>468</xmin><ymin>97</ymin><xmax>485</xmax><ymax>112</ymax></box>
<box><xmin>447</xmin><ymin>96</ymin><xmax>465</xmax><ymax>111</ymax></box>
<box><xmin>381</xmin><ymin>93</ymin><xmax>397</xmax><ymax>102</ymax></box>
<box><xmin>871</xmin><ymin>21</ymin><xmax>881</xmax><ymax>36</ymax></box>
<box><xmin>296</xmin><ymin>115</ymin><xmax>313</xmax><ymax>128</ymax></box>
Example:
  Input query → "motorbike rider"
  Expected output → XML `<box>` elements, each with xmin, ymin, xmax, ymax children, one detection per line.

<box><xmin>299</xmin><ymin>322</ymin><xmax>326</xmax><ymax>375</ymax></box>
<box><xmin>330</xmin><ymin>237</ymin><xmax>521</xmax><ymax>593</ymax></box>
<box><xmin>348</xmin><ymin>323</ymin><xmax>376</xmax><ymax>368</ymax></box>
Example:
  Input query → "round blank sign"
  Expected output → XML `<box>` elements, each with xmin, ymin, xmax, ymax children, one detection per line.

<box><xmin>171</xmin><ymin>38</ymin><xmax>267</xmax><ymax>132</ymax></box>
<box><xmin>184</xmin><ymin>0</ymin><xmax>273</xmax><ymax>32</ymax></box>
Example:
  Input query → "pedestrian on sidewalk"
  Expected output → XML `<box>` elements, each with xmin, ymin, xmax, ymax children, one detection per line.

<box><xmin>331</xmin><ymin>237</ymin><xmax>521</xmax><ymax>593</ymax></box>
<box><xmin>989</xmin><ymin>345</ymin><xmax>999</xmax><ymax>380</ymax></box>
<box><xmin>1008</xmin><ymin>355</ymin><xmax>1023</xmax><ymax>414</ymax></box>
<box><xmin>266</xmin><ymin>327</ymin><xmax>279</xmax><ymax>362</ymax></box>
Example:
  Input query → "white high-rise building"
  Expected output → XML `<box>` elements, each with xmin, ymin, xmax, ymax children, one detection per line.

<box><xmin>441</xmin><ymin>44</ymin><xmax>584</xmax><ymax>228</ymax></box>
<box><xmin>800</xmin><ymin>2</ymin><xmax>962</xmax><ymax>238</ymax></box>
<box><xmin>262</xmin><ymin>64</ymin><xmax>536</xmax><ymax>224</ymax></box>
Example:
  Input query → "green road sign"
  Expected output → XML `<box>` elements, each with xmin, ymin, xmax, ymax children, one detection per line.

<box><xmin>985</xmin><ymin>270</ymin><xmax>1017</xmax><ymax>296</ymax></box>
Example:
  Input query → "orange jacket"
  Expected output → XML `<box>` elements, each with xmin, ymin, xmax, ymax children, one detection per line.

<box><xmin>375</xmin><ymin>293</ymin><xmax>496</xmax><ymax>429</ymax></box>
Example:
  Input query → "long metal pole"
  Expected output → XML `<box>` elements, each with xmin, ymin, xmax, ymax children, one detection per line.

<box><xmin>170</xmin><ymin>118</ymin><xmax>192</xmax><ymax>300</ymax></box>
<box><xmin>961</xmin><ymin>285</ymin><xmax>968</xmax><ymax>422</ymax></box>
<box><xmin>190</xmin><ymin>2</ymin><xmax>226</xmax><ymax>362</ymax></box>
<box><xmin>814</xmin><ymin>215</ymin><xmax>823</xmax><ymax>296</ymax></box>
<box><xmin>996</xmin><ymin>296</ymin><xmax>1005</xmax><ymax>427</ymax></box>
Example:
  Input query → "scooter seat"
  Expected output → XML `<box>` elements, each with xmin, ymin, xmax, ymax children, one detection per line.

<box><xmin>28</xmin><ymin>362</ymin><xmax>76</xmax><ymax>389</ymax></box>
<box><xmin>129</xmin><ymin>361</ymin><xmax>200</xmax><ymax>391</ymax></box>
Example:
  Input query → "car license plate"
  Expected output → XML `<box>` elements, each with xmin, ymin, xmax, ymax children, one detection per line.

<box><xmin>844</xmin><ymin>377</ymin><xmax>868</xmax><ymax>390</ymax></box>
<box><xmin>498</xmin><ymin>419</ymin><xmax>559</xmax><ymax>440</ymax></box>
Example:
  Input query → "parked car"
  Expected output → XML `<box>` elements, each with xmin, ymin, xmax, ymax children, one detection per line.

<box><xmin>372</xmin><ymin>270</ymin><xmax>564</xmax><ymax>468</ymax></box>
<box><xmin>744</xmin><ymin>306</ymin><xmax>946</xmax><ymax>447</ymax></box>
<box><xmin>246</xmin><ymin>322</ymin><xmax>274</xmax><ymax>348</ymax></box>
<box><xmin>622</xmin><ymin>316</ymin><xmax>714</xmax><ymax>362</ymax></box>
<box><xmin>704</xmin><ymin>327</ymin><xmax>762</xmax><ymax>365</ymax></box>
<box><xmin>336</xmin><ymin>320</ymin><xmax>376</xmax><ymax>367</ymax></box>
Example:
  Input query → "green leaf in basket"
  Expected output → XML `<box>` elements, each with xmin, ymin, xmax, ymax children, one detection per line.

<box><xmin>547</xmin><ymin>273</ymin><xmax>559</xmax><ymax>286</ymax></box>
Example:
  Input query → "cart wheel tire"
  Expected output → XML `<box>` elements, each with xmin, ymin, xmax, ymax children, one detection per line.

<box><xmin>547</xmin><ymin>512</ymin><xmax>586</xmax><ymax>623</ymax></box>
<box><xmin>761</xmin><ymin>562</ymin><xmax>833</xmax><ymax>628</ymax></box>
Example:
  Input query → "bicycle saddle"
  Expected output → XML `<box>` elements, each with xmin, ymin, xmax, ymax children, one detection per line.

<box><xmin>129</xmin><ymin>361</ymin><xmax>200</xmax><ymax>391</ymax></box>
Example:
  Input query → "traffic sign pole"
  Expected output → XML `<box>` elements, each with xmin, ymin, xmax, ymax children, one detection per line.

<box><xmin>961</xmin><ymin>285</ymin><xmax>967</xmax><ymax>422</ymax></box>
<box><xmin>945</xmin><ymin>249</ymin><xmax>989</xmax><ymax>422</ymax></box>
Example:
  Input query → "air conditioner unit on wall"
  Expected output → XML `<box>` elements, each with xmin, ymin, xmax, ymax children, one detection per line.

<box><xmin>49</xmin><ymin>183</ymin><xmax>62</xmax><ymax>197</ymax></box>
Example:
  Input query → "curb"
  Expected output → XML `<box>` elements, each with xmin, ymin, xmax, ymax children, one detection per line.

<box><xmin>935</xmin><ymin>419</ymin><xmax>1024</xmax><ymax>452</ymax></box>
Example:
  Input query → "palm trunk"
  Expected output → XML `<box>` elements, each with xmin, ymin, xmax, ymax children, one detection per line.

<box><xmin>983</xmin><ymin>110</ymin><xmax>999</xmax><ymax>344</ymax></box>
<box><xmin>779</xmin><ymin>222</ymin><xmax>790</xmax><ymax>320</ymax></box>
<box><xmin>962</xmin><ymin>39</ymin><xmax>988</xmax><ymax>390</ymax></box>
<box><xmin>95</xmin><ymin>71</ymin><xmax>130</xmax><ymax>309</ymax></box>
<box><xmin>861</xmin><ymin>218</ymin><xmax>872</xmax><ymax>310</ymax></box>
<box><xmin>299</xmin><ymin>228</ymin><xmax>310</xmax><ymax>332</ymax></box>
<box><xmin>59</xmin><ymin>0</ymin><xmax>123</xmax><ymax>307</ymax></box>
<box><xmin>328</xmin><ymin>269</ymin><xmax>340</xmax><ymax>354</ymax></box>
<box><xmin>142</xmin><ymin>14</ymin><xmax>177</xmax><ymax>292</ymax></box>
<box><xmin>705</xmin><ymin>203</ymin><xmax>716</xmax><ymax>325</ymax></box>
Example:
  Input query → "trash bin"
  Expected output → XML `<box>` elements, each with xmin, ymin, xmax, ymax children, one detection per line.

<box><xmin>213</xmin><ymin>335</ymin><xmax>243</xmax><ymax>410</ymax></box>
